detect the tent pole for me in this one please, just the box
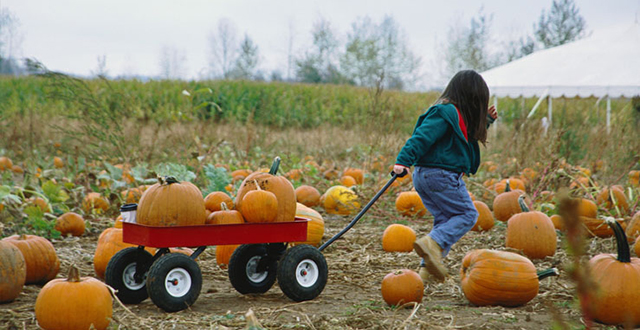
[547,95,552,127]
[606,95,611,134]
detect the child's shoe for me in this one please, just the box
[418,259,431,282]
[413,235,447,282]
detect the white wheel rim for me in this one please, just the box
[123,263,145,290]
[296,259,319,288]
[165,268,192,298]
[246,256,268,283]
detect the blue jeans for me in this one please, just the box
[413,166,478,257]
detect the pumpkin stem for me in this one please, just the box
[269,156,281,175]
[19,234,27,240]
[605,217,631,263]
[67,265,81,282]
[518,195,529,212]
[164,176,179,185]
[505,179,511,192]
[537,268,559,280]
[220,202,228,211]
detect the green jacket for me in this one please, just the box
[395,103,493,175]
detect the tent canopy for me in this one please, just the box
[481,23,640,98]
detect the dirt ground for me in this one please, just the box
[0,208,626,330]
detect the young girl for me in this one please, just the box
[393,70,498,282]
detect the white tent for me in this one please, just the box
[481,23,640,129]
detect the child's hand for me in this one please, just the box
[488,105,498,120]
[393,164,410,177]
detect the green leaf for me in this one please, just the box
[104,162,123,180]
[154,163,196,182]
[202,164,232,196]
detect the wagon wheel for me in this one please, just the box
[277,244,328,302]
[228,244,278,294]
[146,253,202,312]
[105,247,153,304]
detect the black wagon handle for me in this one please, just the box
[318,170,407,252]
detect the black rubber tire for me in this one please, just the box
[105,247,153,304]
[146,253,202,313]
[228,244,278,294]
[277,245,328,302]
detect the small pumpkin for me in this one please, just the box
[11,165,23,174]
[494,178,526,193]
[136,176,206,226]
[339,175,357,187]
[216,244,240,269]
[505,195,557,260]
[235,157,296,223]
[93,228,154,279]
[629,170,640,187]
[395,191,427,217]
[322,168,339,180]
[82,192,110,214]
[626,211,640,242]
[295,185,321,207]
[550,214,564,231]
[285,169,303,181]
[492,180,530,222]
[580,216,625,238]
[381,224,416,252]
[460,249,558,307]
[0,156,13,171]
[343,167,364,185]
[121,188,143,204]
[2,234,60,284]
[589,218,640,326]
[53,156,64,169]
[596,186,629,215]
[207,202,244,225]
[204,191,234,212]
[292,203,325,247]
[471,201,494,231]
[55,212,85,237]
[35,265,113,330]
[320,185,360,215]
[28,197,51,212]
[381,269,424,307]
[240,180,279,223]
[0,241,26,303]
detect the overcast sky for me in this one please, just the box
[3,0,639,88]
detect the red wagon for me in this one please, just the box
[105,217,328,312]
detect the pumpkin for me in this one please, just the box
[629,170,640,187]
[2,234,60,284]
[292,203,325,247]
[204,191,234,212]
[471,201,494,231]
[136,176,206,226]
[589,218,640,326]
[580,216,626,238]
[550,214,564,231]
[216,244,240,269]
[35,265,113,330]
[505,195,557,260]
[569,176,591,190]
[27,197,50,212]
[235,157,296,223]
[93,228,154,279]
[0,241,26,303]
[494,178,526,193]
[577,198,598,218]
[492,180,530,222]
[121,188,143,204]
[295,185,321,207]
[520,167,538,182]
[113,215,123,228]
[343,168,364,185]
[395,191,427,217]
[381,269,424,307]
[320,185,360,215]
[596,186,629,215]
[381,224,416,252]
[55,212,85,237]
[285,169,303,181]
[82,192,110,214]
[0,156,13,171]
[626,211,640,242]
[460,249,558,307]
[322,168,339,180]
[53,156,64,168]
[240,180,279,223]
[11,165,23,174]
[635,236,640,257]
[339,175,357,187]
[231,169,252,182]
[207,202,244,225]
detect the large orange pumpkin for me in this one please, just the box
[0,241,26,303]
[35,265,113,330]
[136,176,206,226]
[460,249,558,307]
[589,218,640,326]
[2,234,60,284]
[55,212,85,237]
[292,203,325,247]
[295,185,321,207]
[93,228,154,279]
[235,157,296,223]
[381,224,416,252]
[505,195,557,260]
[471,201,494,231]
[395,191,427,217]
[493,180,530,222]
[380,269,424,307]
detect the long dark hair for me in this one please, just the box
[437,70,490,144]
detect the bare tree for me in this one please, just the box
[158,46,187,80]
[535,0,586,48]
[0,7,23,74]
[443,8,495,77]
[91,54,109,78]
[229,34,260,80]
[295,16,341,84]
[207,19,238,79]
